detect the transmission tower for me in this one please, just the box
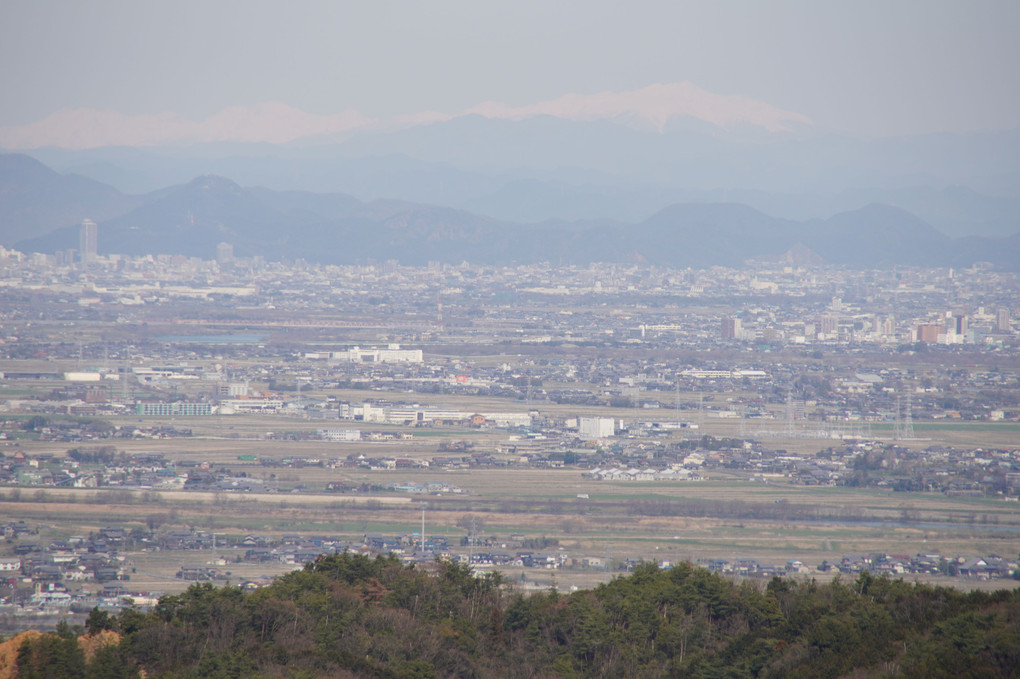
[902,393,915,439]
[786,390,795,435]
[895,395,902,439]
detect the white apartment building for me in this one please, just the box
[579,416,615,439]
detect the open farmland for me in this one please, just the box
[1,259,1019,634]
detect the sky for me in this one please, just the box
[1,0,1018,146]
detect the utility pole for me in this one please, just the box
[420,502,427,553]
[675,378,681,429]
[468,515,477,565]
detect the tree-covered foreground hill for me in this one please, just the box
[11,553,1020,678]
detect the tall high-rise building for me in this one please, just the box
[721,317,742,340]
[881,315,895,336]
[998,308,1010,333]
[916,324,941,343]
[946,311,967,339]
[216,242,234,265]
[79,219,98,264]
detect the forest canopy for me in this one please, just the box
[11,553,1020,678]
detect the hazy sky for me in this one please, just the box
[2,0,1018,139]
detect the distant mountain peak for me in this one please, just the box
[461,83,813,133]
[188,174,243,193]
[643,201,776,225]
[6,155,1018,271]
[0,152,135,244]
[0,83,811,149]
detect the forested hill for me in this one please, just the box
[12,553,1020,678]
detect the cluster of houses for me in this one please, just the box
[800,444,1020,498]
[241,539,1018,582]
[3,517,1017,629]
[0,449,189,489]
[0,526,132,586]
[820,552,1019,580]
[4,427,1016,502]
[229,532,569,572]
[163,526,1019,582]
[586,465,704,482]
[0,524,168,616]
[703,559,788,578]
[576,440,1020,500]
[673,551,1020,581]
[383,481,465,495]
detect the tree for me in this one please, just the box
[86,607,117,635]
[23,415,49,431]
[17,632,86,679]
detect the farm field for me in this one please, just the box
[5,456,1018,598]
[2,276,1020,614]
